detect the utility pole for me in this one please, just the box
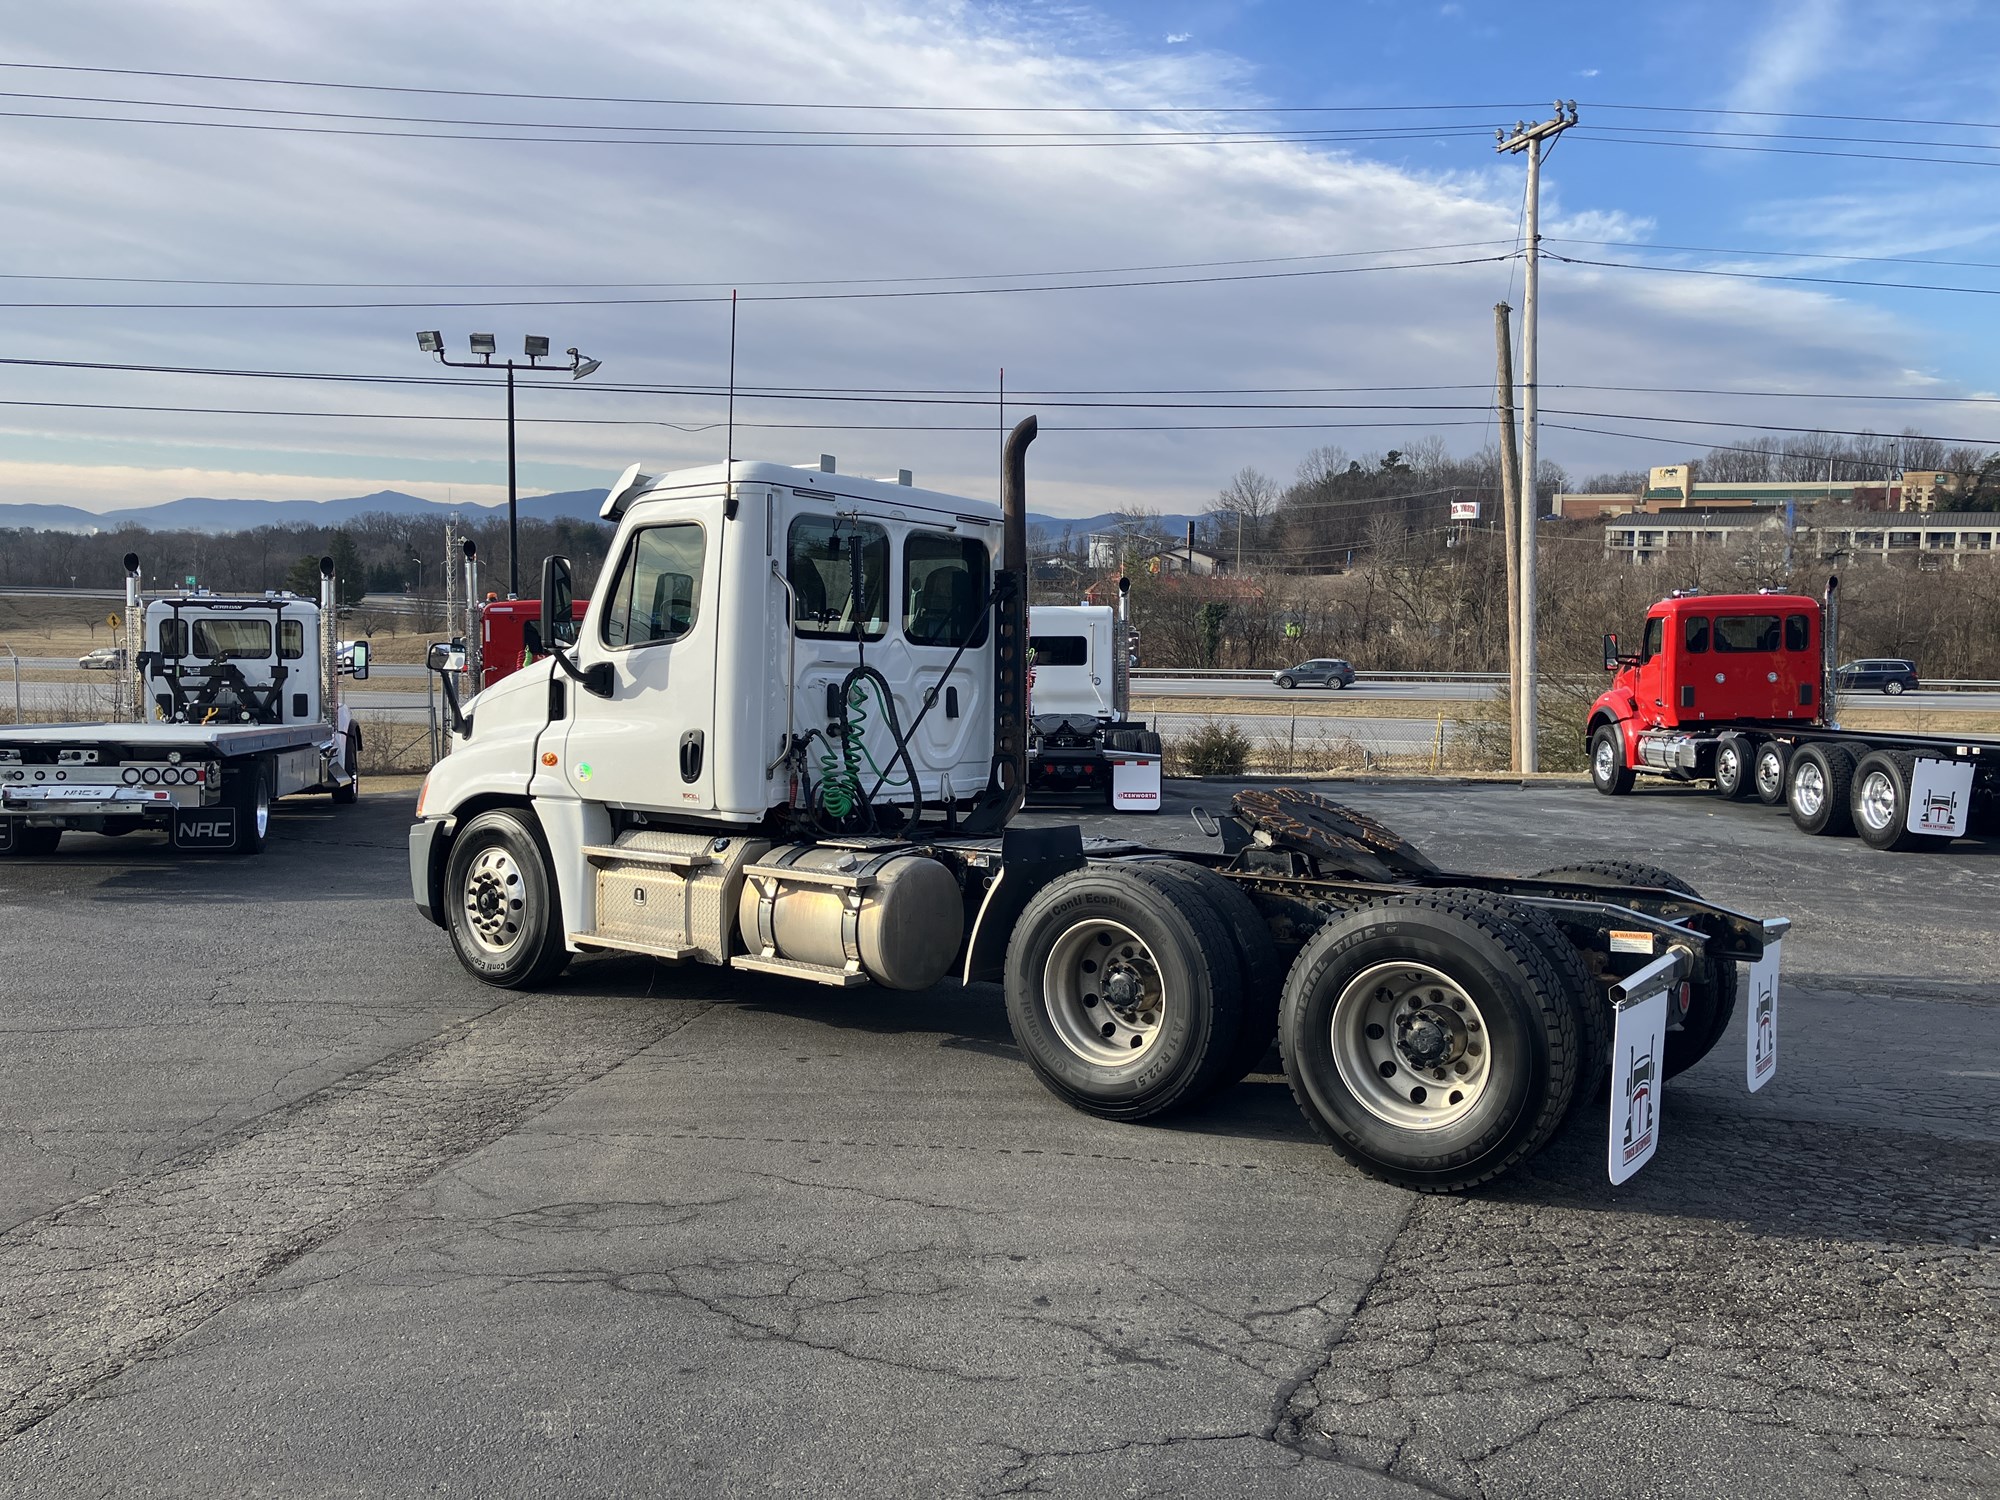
[1493,303,1523,773]
[1496,102,1576,773]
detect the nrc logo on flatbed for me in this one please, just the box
[172,809,238,850]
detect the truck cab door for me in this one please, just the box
[1633,614,1668,724]
[552,518,717,813]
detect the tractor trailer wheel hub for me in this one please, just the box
[1332,962,1492,1130]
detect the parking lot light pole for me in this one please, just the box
[416,332,603,598]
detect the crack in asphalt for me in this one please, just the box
[1271,1111,2000,1499]
[0,995,709,1440]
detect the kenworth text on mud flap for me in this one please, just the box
[408,420,1790,1192]
[1027,590,1163,812]
[0,554,369,858]
[1586,579,2000,851]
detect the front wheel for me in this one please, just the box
[1277,676,1296,690]
[1003,863,1243,1121]
[1590,726,1635,796]
[444,807,571,988]
[1279,895,1579,1193]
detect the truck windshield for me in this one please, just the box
[191,619,272,660]
[789,516,888,640]
[1714,615,1781,653]
[904,531,989,647]
[1029,635,1089,666]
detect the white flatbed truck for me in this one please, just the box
[0,555,368,857]
[410,423,1791,1192]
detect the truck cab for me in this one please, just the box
[1587,591,1822,786]
[142,593,345,726]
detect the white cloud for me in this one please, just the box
[1726,0,1844,115]
[1165,32,1191,43]
[0,0,1972,517]
[1577,67,1599,77]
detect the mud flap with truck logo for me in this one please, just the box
[172,807,239,852]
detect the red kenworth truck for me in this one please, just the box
[1586,579,1996,850]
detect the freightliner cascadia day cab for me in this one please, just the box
[410,423,1791,1192]
[1027,598,1163,811]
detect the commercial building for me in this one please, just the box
[1603,509,2000,564]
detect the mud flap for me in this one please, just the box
[1746,939,1781,1093]
[1608,952,1678,1185]
[172,806,239,852]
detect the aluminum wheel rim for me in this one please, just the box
[1044,919,1165,1066]
[1331,961,1491,1131]
[1857,768,1899,831]
[1594,737,1617,783]
[1794,761,1825,816]
[462,845,528,956]
[1717,743,1741,788]
[1756,750,1784,798]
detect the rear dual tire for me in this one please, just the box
[2,824,62,857]
[1787,743,1856,837]
[1713,735,1754,800]
[1852,750,1954,852]
[1279,893,1580,1193]
[1003,863,1244,1121]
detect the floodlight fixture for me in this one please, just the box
[468,332,497,356]
[524,334,550,359]
[416,330,443,354]
[568,347,602,380]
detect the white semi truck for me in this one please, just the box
[409,422,1791,1192]
[0,554,368,857]
[1028,594,1163,812]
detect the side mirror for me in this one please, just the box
[540,555,578,649]
[1602,633,1620,672]
[426,640,466,674]
[348,639,371,681]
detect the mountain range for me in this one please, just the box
[0,488,1204,541]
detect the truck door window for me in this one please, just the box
[903,531,989,647]
[1641,617,1664,662]
[788,516,887,640]
[159,619,188,657]
[1784,614,1811,651]
[1714,614,1781,653]
[1683,616,1709,653]
[280,620,306,660]
[1028,635,1089,666]
[600,523,705,649]
[192,619,273,660]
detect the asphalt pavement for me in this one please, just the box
[1,778,1994,1496]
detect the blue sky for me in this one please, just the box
[1,0,1996,518]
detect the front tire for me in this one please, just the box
[445,807,571,989]
[1279,894,1579,1193]
[1277,676,1296,690]
[1788,742,1856,836]
[1003,864,1243,1121]
[1590,726,1635,796]
[331,729,361,804]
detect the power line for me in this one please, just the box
[1550,253,2000,297]
[1581,100,2000,133]
[0,106,1498,150]
[1550,238,2000,274]
[0,238,1518,289]
[1541,421,1938,476]
[1584,122,2000,154]
[1540,408,1997,448]
[7,356,1997,411]
[1574,131,2000,169]
[0,62,1530,115]
[0,251,1514,310]
[0,89,1509,142]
